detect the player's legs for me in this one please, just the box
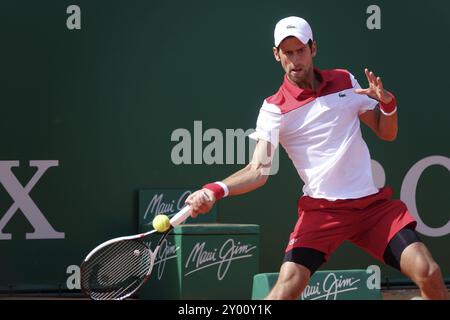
[353,202,449,300]
[268,192,366,300]
[265,247,325,300]
[265,262,311,300]
[391,240,449,300]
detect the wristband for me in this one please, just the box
[202,181,229,200]
[379,92,397,116]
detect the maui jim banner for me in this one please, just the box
[252,267,382,300]
[138,224,260,299]
[300,267,381,300]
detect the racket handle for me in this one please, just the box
[170,205,192,227]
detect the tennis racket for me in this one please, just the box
[80,205,192,300]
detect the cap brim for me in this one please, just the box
[275,32,310,47]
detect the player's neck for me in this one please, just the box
[288,68,321,92]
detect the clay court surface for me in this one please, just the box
[1,287,449,300]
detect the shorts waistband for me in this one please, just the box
[298,186,393,211]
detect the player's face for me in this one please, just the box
[273,37,317,85]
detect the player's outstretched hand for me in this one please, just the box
[355,68,394,104]
[185,189,216,218]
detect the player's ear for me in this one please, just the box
[273,47,281,62]
[311,41,317,58]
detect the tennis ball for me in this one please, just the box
[152,214,171,232]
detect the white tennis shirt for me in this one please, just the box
[250,69,380,200]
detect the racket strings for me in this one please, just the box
[81,240,152,300]
[87,240,151,284]
[83,241,150,298]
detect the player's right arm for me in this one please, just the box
[185,139,274,217]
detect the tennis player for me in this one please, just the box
[185,16,449,300]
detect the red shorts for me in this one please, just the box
[285,187,417,263]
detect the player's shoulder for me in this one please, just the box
[263,84,300,114]
[323,68,360,87]
[264,87,284,113]
[323,68,354,84]
[320,68,360,94]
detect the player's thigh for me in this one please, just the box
[383,226,422,271]
[283,246,326,276]
[277,247,326,286]
[350,199,416,263]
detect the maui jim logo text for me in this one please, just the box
[184,239,257,280]
[302,274,361,300]
[145,239,179,280]
[143,191,191,221]
[301,265,381,300]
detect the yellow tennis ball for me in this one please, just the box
[152,214,171,232]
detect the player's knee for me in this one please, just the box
[412,259,441,287]
[267,265,310,300]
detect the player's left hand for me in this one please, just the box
[354,68,393,104]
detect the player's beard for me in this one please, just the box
[288,65,312,88]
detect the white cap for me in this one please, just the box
[274,16,313,47]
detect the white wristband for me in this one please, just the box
[215,181,229,197]
[380,106,397,116]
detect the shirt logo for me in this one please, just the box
[338,92,346,98]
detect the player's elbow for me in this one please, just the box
[258,172,269,186]
[247,163,270,186]
[376,126,398,142]
[254,167,270,187]
[378,130,397,142]
[384,135,397,142]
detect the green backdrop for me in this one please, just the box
[1,0,449,293]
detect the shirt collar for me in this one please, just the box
[282,68,333,100]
